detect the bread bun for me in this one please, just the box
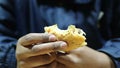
[44,24,87,52]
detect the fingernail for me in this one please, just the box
[60,42,67,49]
[49,35,57,41]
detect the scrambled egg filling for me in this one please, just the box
[44,24,87,52]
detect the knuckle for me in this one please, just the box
[52,44,59,51]
[18,34,33,43]
[40,33,50,41]
[24,33,35,41]
[24,34,33,41]
[19,33,36,45]
[52,41,62,51]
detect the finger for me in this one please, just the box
[16,41,67,60]
[56,55,72,65]
[69,46,95,57]
[56,54,81,68]
[32,41,67,54]
[35,66,47,68]
[34,61,57,68]
[19,53,56,68]
[16,43,32,60]
[18,33,57,46]
[57,62,66,68]
[49,61,57,68]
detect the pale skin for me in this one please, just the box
[16,33,115,68]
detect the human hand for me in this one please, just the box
[56,46,115,68]
[16,33,67,68]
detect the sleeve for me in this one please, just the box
[98,0,120,68]
[0,0,17,68]
[99,38,120,68]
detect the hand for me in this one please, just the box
[56,46,115,68]
[16,33,67,68]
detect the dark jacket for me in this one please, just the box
[0,0,120,68]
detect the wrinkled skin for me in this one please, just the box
[16,33,115,68]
